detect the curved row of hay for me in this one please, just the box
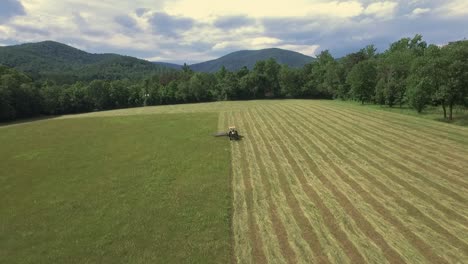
[226,101,468,263]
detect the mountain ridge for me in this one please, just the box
[189,48,316,72]
[0,41,316,80]
[0,41,173,83]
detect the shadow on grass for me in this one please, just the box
[231,135,244,141]
[435,114,468,126]
[357,103,468,127]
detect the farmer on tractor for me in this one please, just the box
[228,126,239,140]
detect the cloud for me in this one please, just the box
[213,15,255,30]
[115,15,137,29]
[408,7,431,18]
[260,16,340,45]
[148,12,195,37]
[72,12,109,36]
[135,8,150,17]
[0,0,467,64]
[11,24,49,36]
[211,37,281,51]
[363,1,398,19]
[277,44,321,57]
[115,15,140,32]
[412,8,431,15]
[439,0,468,16]
[251,37,281,46]
[0,0,26,24]
[309,1,364,18]
[165,0,364,19]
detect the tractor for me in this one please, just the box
[213,126,240,140]
[228,126,240,140]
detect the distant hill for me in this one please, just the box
[152,61,182,70]
[0,41,173,83]
[190,48,315,72]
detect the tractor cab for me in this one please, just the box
[228,126,240,140]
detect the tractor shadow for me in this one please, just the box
[230,135,244,141]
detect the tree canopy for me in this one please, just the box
[1,36,467,122]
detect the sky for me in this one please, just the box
[0,0,467,64]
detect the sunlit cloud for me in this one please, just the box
[363,1,398,19]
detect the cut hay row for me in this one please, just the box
[319,104,468,167]
[295,101,468,161]
[319,101,468,151]
[242,110,317,263]
[285,104,468,229]
[308,104,468,176]
[278,104,468,256]
[234,111,289,264]
[229,101,468,263]
[288,104,468,213]
[241,109,349,263]
[252,107,398,263]
[228,111,260,264]
[263,104,441,263]
[286,104,468,202]
[277,103,468,261]
[320,101,468,137]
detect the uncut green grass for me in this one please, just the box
[0,113,231,263]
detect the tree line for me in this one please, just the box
[1,35,467,122]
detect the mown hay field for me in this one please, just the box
[2,100,468,263]
[223,100,468,264]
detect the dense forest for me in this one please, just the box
[0,41,174,84]
[1,35,467,122]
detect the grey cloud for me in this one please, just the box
[319,15,468,57]
[261,17,323,42]
[135,8,150,17]
[13,24,49,36]
[0,0,25,24]
[72,12,109,37]
[114,15,141,34]
[260,11,468,58]
[148,12,194,37]
[213,15,255,30]
[51,36,204,64]
[115,15,137,29]
[0,38,20,46]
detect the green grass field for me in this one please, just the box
[0,113,231,263]
[333,100,468,127]
[2,100,468,263]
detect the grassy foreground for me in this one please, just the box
[2,99,468,263]
[0,113,231,263]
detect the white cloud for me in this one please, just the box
[412,8,431,15]
[439,0,468,16]
[165,0,364,19]
[407,7,431,18]
[212,42,230,50]
[408,0,425,5]
[251,37,281,46]
[211,37,282,51]
[1,0,467,64]
[363,1,398,19]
